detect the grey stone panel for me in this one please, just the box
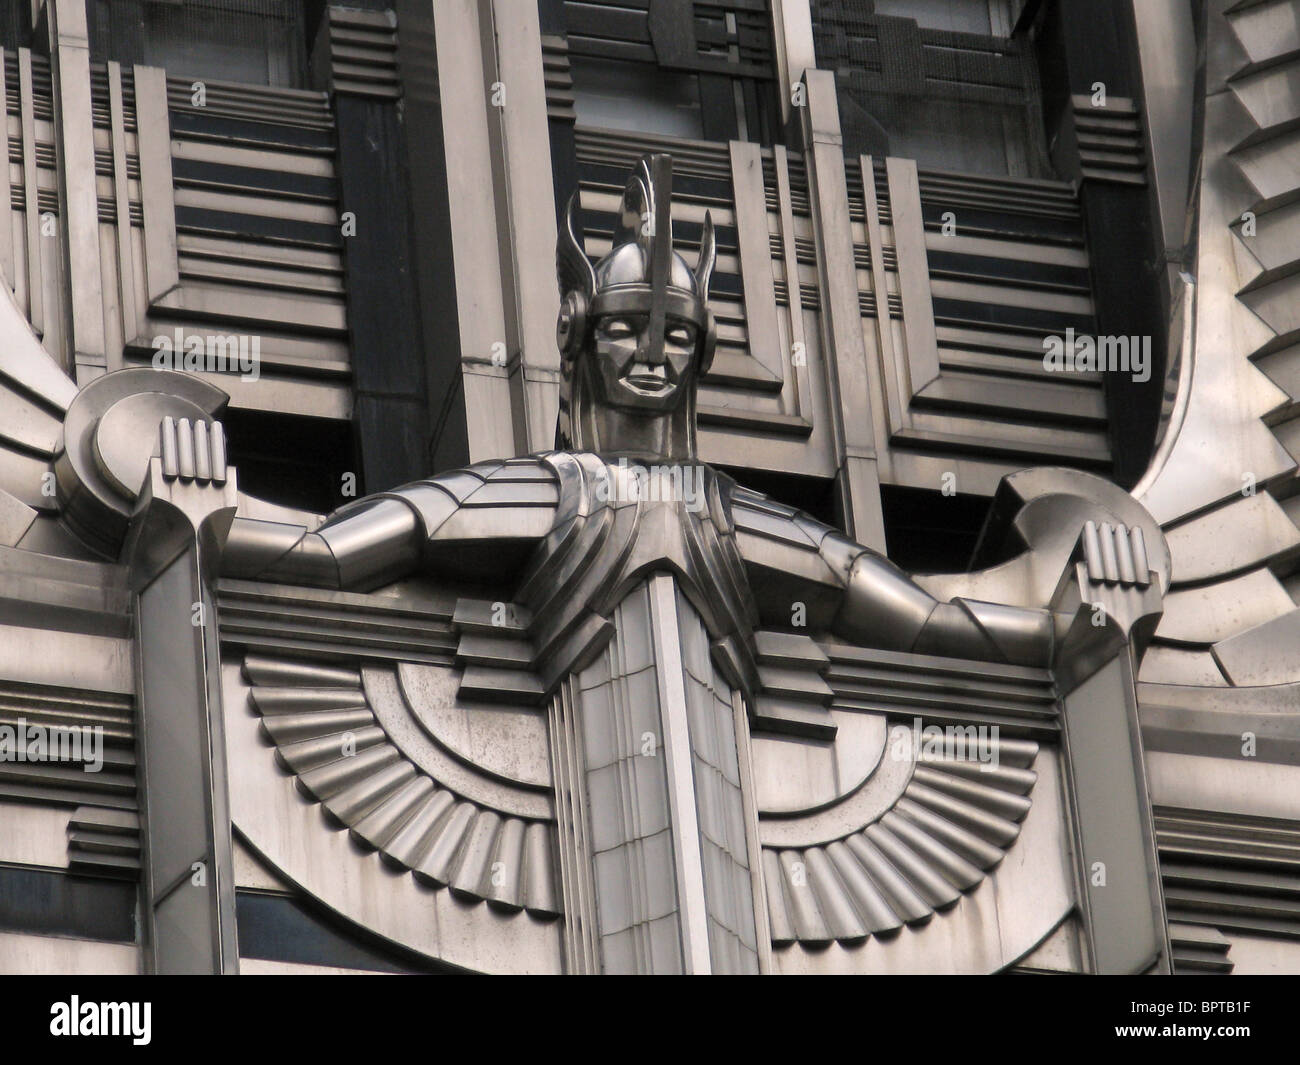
[573,580,683,973]
[675,582,759,972]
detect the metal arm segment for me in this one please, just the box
[820,531,1056,667]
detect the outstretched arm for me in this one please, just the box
[223,458,561,591]
[224,494,424,590]
[730,484,1157,670]
[729,485,1054,666]
[821,531,1056,667]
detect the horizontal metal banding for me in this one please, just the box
[321,7,400,101]
[822,643,1059,739]
[67,806,140,879]
[217,580,459,664]
[1157,807,1300,940]
[0,678,136,810]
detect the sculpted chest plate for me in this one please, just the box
[515,452,758,659]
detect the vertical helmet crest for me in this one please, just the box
[556,153,716,368]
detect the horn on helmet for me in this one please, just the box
[556,190,596,359]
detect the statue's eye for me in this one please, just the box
[600,318,636,339]
[666,324,694,346]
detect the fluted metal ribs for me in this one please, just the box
[764,736,1039,945]
[243,654,559,918]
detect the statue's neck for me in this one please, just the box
[581,405,692,463]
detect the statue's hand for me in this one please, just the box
[137,414,238,528]
[1051,520,1164,686]
[1081,520,1150,589]
[156,414,229,488]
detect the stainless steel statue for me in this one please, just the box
[0,141,1170,974]
[214,153,1165,974]
[226,154,1081,667]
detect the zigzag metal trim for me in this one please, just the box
[762,726,1038,945]
[1139,0,1300,683]
[243,654,560,919]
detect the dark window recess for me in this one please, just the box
[0,5,32,52]
[563,0,781,145]
[0,864,137,944]
[717,465,838,529]
[85,0,309,89]
[810,0,1053,178]
[220,408,353,514]
[236,890,459,973]
[880,484,990,572]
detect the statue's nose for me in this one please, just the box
[637,325,667,366]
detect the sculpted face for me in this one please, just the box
[554,154,716,456]
[589,311,699,413]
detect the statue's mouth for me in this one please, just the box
[623,365,673,394]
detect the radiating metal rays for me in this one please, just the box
[242,653,560,918]
[762,724,1039,946]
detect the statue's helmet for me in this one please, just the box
[555,153,716,457]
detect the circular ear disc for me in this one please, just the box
[698,311,717,375]
[556,290,588,359]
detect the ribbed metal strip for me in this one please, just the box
[0,678,137,839]
[323,7,400,101]
[1168,922,1234,974]
[66,806,140,880]
[1071,95,1148,186]
[1156,807,1300,937]
[166,77,332,129]
[542,34,575,122]
[220,582,459,665]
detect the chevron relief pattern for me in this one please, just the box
[243,654,561,918]
[1212,0,1300,684]
[762,725,1038,945]
[1137,0,1300,687]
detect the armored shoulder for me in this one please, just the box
[390,456,561,543]
[728,482,868,631]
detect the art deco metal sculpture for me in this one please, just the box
[0,141,1173,974]
[214,153,1166,973]
[226,155,1085,662]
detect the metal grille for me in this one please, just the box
[86,0,308,88]
[811,0,1051,177]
